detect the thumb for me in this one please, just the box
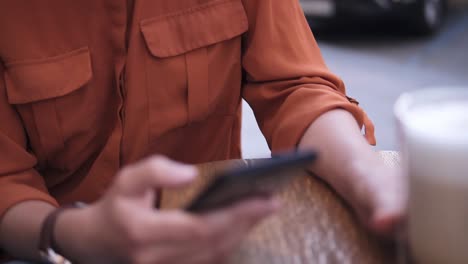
[116,156,197,196]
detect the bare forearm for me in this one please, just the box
[298,109,379,187]
[0,201,55,261]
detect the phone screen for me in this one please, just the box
[186,151,317,213]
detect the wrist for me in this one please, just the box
[0,201,56,261]
[54,205,95,263]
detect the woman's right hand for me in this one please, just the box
[56,156,278,264]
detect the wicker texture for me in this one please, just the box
[161,151,400,263]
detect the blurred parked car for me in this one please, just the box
[300,0,461,34]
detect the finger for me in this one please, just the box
[163,199,280,264]
[370,210,405,236]
[117,156,197,196]
[202,197,280,238]
[370,190,406,236]
[207,198,281,258]
[129,211,230,263]
[134,210,207,243]
[138,198,279,244]
[133,200,279,264]
[350,165,406,236]
[140,234,234,264]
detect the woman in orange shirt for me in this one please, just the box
[0,0,404,263]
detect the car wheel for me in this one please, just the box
[411,0,446,34]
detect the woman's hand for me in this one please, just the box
[299,109,406,237]
[335,154,406,236]
[56,156,278,264]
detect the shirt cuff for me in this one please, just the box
[270,93,376,153]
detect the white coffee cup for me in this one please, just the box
[395,88,468,264]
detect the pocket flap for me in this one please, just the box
[4,47,92,104]
[140,0,248,58]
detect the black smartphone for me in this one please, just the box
[186,151,318,213]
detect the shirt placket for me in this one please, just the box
[111,0,134,166]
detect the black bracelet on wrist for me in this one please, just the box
[38,202,86,264]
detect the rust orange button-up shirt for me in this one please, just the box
[0,0,375,219]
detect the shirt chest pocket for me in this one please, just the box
[3,47,92,168]
[140,0,248,136]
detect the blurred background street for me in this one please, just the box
[242,7,468,158]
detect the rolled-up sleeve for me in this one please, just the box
[0,63,58,221]
[241,0,376,152]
